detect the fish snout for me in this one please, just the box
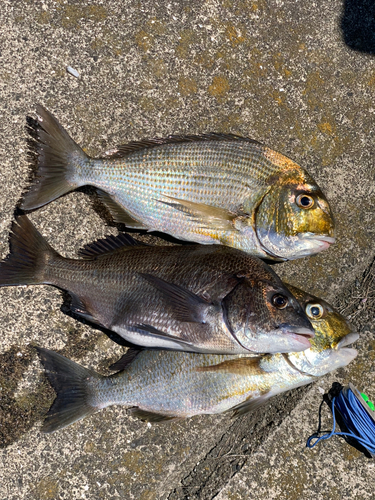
[335,332,360,349]
[310,235,336,252]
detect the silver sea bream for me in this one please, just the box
[21,105,335,260]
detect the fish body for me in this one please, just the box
[21,106,335,261]
[0,216,314,354]
[37,287,358,432]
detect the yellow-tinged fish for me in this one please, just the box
[36,288,358,433]
[0,216,314,354]
[21,106,335,261]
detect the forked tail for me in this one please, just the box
[0,216,60,286]
[21,105,89,210]
[36,347,103,433]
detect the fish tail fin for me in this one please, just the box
[0,215,60,286]
[36,347,103,433]
[21,105,90,210]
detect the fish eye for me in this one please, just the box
[271,294,289,309]
[306,303,324,319]
[296,193,314,209]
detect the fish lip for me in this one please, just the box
[304,235,336,244]
[281,325,315,338]
[302,234,336,251]
[336,332,359,349]
[280,326,315,350]
[285,333,313,350]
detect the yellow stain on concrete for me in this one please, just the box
[318,121,334,136]
[135,29,153,52]
[33,478,59,500]
[176,29,195,59]
[178,77,198,96]
[225,24,246,47]
[59,4,107,29]
[208,76,230,97]
[146,18,166,36]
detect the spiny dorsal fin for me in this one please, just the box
[196,357,264,375]
[102,133,262,159]
[127,407,178,422]
[96,189,147,229]
[78,233,145,258]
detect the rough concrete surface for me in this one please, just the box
[0,0,374,499]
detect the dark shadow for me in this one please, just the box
[0,345,53,448]
[307,382,372,458]
[341,0,375,54]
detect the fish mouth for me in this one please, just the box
[282,326,315,350]
[303,234,336,252]
[335,332,359,349]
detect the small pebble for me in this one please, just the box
[67,66,80,78]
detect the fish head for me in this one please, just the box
[222,277,315,354]
[286,285,358,376]
[255,165,335,260]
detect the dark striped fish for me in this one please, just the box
[0,216,314,354]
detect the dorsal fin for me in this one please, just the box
[78,233,145,258]
[102,133,262,159]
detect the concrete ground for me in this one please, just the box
[0,0,374,498]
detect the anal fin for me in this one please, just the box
[230,390,271,417]
[109,348,143,371]
[69,293,99,325]
[97,189,147,229]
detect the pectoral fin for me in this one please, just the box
[139,273,211,323]
[196,357,263,375]
[129,323,195,348]
[157,195,237,231]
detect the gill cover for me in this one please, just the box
[222,278,314,354]
[255,169,335,260]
